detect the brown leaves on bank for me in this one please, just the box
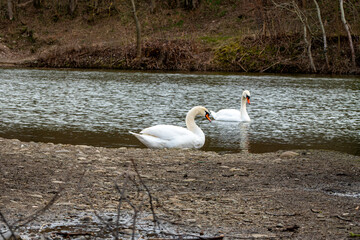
[30,39,211,71]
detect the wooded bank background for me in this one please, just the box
[1,0,359,74]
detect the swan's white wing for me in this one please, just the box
[131,125,204,149]
[212,109,241,121]
[130,131,169,148]
[140,125,194,140]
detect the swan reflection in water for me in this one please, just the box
[239,122,250,152]
[212,121,250,152]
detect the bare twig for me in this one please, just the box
[260,61,281,72]
[13,188,63,229]
[114,183,139,240]
[114,171,130,240]
[272,0,316,72]
[77,172,115,235]
[17,0,33,8]
[131,159,159,230]
[0,212,16,240]
[335,215,352,222]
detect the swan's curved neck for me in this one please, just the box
[185,108,202,134]
[240,97,247,112]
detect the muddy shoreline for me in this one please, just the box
[0,137,359,239]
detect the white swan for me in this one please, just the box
[130,106,211,149]
[210,90,251,122]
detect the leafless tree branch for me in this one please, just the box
[272,0,316,72]
[131,158,159,230]
[13,188,63,229]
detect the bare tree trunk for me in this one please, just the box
[313,0,329,68]
[184,0,200,9]
[255,0,267,36]
[33,0,41,8]
[91,0,99,14]
[130,0,142,58]
[339,0,356,69]
[69,0,77,15]
[150,0,156,13]
[192,0,199,9]
[291,1,316,72]
[7,0,14,20]
[303,25,316,72]
[301,0,306,8]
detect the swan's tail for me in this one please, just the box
[129,131,140,137]
[210,110,217,120]
[129,131,145,144]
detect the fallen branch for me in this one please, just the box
[131,158,159,229]
[335,215,352,222]
[114,172,129,240]
[188,236,224,240]
[55,231,93,237]
[260,61,281,72]
[310,209,321,213]
[17,0,33,8]
[0,212,16,240]
[13,188,63,229]
[0,230,20,240]
[0,187,64,240]
[114,183,139,240]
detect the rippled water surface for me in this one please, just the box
[0,69,359,155]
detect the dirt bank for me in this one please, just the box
[0,137,359,239]
[1,1,360,74]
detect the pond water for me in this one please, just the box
[0,68,359,155]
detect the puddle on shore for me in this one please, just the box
[304,187,360,199]
[1,211,210,239]
[327,191,360,199]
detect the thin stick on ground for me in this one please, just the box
[0,212,16,240]
[114,183,140,240]
[77,170,116,235]
[114,171,131,240]
[131,158,159,230]
[13,188,63,229]
[0,184,65,240]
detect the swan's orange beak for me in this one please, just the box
[247,97,250,104]
[205,112,211,122]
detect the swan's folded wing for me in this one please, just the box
[130,131,168,148]
[140,125,194,140]
[214,109,241,121]
[216,109,240,116]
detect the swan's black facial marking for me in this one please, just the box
[246,95,251,104]
[205,111,211,122]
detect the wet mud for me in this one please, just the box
[0,137,359,239]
